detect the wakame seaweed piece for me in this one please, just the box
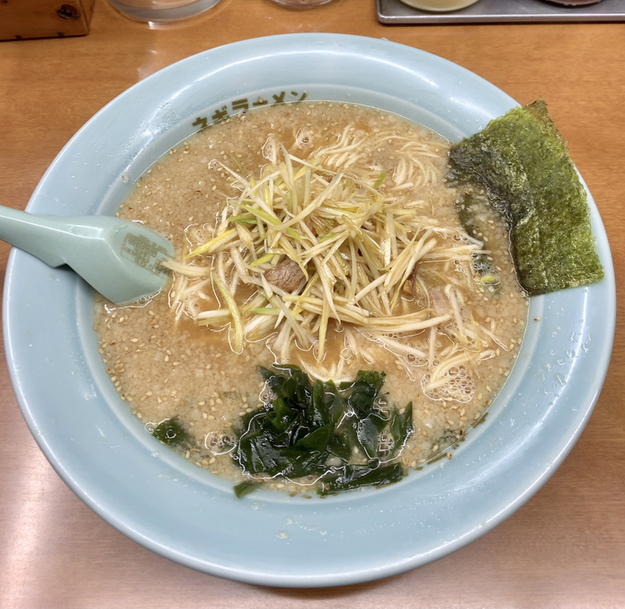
[152,416,188,446]
[278,448,329,479]
[292,422,335,452]
[308,378,346,427]
[232,366,413,497]
[390,402,414,456]
[250,431,331,479]
[308,378,336,428]
[326,432,352,463]
[448,99,603,296]
[356,412,389,459]
[281,369,313,408]
[267,397,295,432]
[235,426,291,475]
[239,428,329,479]
[321,379,347,425]
[251,406,307,451]
[318,462,405,495]
[342,370,387,420]
[233,368,333,476]
[233,480,261,499]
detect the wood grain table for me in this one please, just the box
[1,1,624,607]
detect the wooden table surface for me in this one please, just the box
[1,1,624,607]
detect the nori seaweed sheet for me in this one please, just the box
[448,99,603,296]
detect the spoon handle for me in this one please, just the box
[0,205,103,268]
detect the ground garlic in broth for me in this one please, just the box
[95,102,528,494]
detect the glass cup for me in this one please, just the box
[108,0,222,23]
[397,0,480,11]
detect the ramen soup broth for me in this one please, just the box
[95,102,528,493]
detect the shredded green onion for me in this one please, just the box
[168,123,500,389]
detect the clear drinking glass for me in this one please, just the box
[108,0,222,23]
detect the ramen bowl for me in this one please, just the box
[3,34,615,587]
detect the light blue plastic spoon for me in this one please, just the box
[0,206,174,305]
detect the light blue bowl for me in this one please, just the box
[3,34,615,587]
